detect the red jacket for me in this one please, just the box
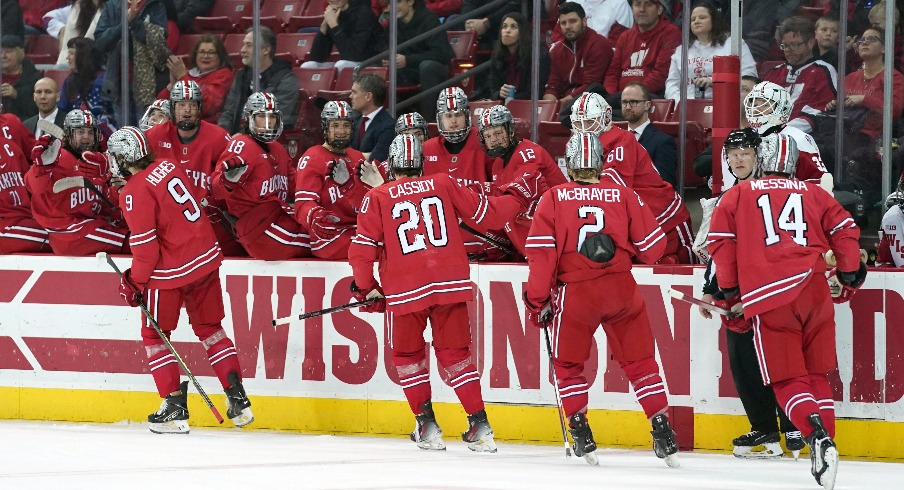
[545,27,613,99]
[158,67,235,124]
[604,15,680,95]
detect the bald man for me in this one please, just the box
[23,78,66,138]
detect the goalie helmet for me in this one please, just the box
[744,82,792,135]
[388,134,424,173]
[139,99,172,131]
[757,133,799,176]
[395,112,429,141]
[436,87,471,143]
[63,109,99,152]
[170,80,203,131]
[243,92,283,142]
[886,174,904,210]
[106,126,150,177]
[477,105,517,158]
[565,131,604,171]
[570,92,612,135]
[321,100,353,149]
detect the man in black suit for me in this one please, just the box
[621,82,678,187]
[349,73,394,162]
[23,78,67,138]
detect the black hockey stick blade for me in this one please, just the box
[458,220,517,256]
[272,299,377,326]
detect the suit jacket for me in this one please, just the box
[637,122,678,188]
[23,109,68,138]
[352,108,395,163]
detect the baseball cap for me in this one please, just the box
[0,35,23,49]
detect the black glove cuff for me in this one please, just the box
[838,261,867,288]
[720,286,740,300]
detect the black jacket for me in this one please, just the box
[2,60,41,119]
[173,0,215,33]
[310,0,385,63]
[638,123,678,188]
[219,58,299,133]
[473,48,550,101]
[352,108,395,162]
[397,5,454,67]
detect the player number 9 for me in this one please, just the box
[167,178,202,222]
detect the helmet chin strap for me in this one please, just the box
[176,120,199,131]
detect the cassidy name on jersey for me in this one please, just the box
[389,178,436,198]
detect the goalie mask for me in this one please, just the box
[106,126,150,177]
[139,99,172,131]
[565,131,604,171]
[170,80,203,131]
[724,128,762,180]
[436,87,471,144]
[321,100,353,150]
[570,92,612,135]
[388,134,424,173]
[744,82,792,135]
[63,109,99,152]
[243,92,283,142]
[395,112,429,142]
[477,105,517,158]
[886,174,904,211]
[757,133,799,176]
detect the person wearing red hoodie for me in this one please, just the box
[543,2,613,104]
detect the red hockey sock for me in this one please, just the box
[553,360,589,419]
[144,340,180,397]
[772,376,820,439]
[393,349,432,415]
[809,373,836,438]
[621,357,669,419]
[200,328,241,389]
[436,347,484,415]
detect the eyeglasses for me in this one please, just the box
[197,50,218,57]
[621,99,649,107]
[779,40,807,51]
[856,36,882,46]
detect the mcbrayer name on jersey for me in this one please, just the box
[145,161,177,186]
[557,187,622,202]
[749,179,809,191]
[389,178,437,199]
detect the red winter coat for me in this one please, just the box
[604,15,680,95]
[544,27,613,99]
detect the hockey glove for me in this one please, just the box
[830,261,867,304]
[357,160,385,188]
[306,206,342,241]
[119,269,144,308]
[31,134,61,166]
[221,155,249,184]
[350,280,386,313]
[523,292,553,328]
[714,286,744,319]
[81,151,109,177]
[503,171,544,209]
[327,158,353,190]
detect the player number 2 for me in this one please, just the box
[167,178,202,222]
[392,196,448,254]
[756,193,808,246]
[577,205,605,251]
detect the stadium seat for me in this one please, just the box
[223,33,246,56]
[43,69,70,89]
[470,100,500,124]
[287,0,326,31]
[506,99,558,123]
[758,60,784,79]
[174,34,207,56]
[316,66,389,102]
[295,67,337,100]
[27,35,59,58]
[447,31,477,67]
[195,0,253,33]
[275,33,317,65]
[652,121,708,188]
[650,99,674,123]
[670,99,713,130]
[536,120,572,166]
[237,0,308,33]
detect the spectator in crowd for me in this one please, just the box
[741,0,804,63]
[543,2,613,104]
[550,0,634,43]
[43,4,72,39]
[58,37,116,137]
[813,15,840,67]
[158,34,234,124]
[56,0,106,65]
[387,0,454,121]
[95,0,169,126]
[665,1,756,102]
[172,0,214,34]
[0,36,41,120]
[220,27,299,134]
[1,0,25,41]
[622,82,677,187]
[471,12,550,102]
[350,73,394,162]
[761,16,837,134]
[24,78,67,138]
[302,0,386,74]
[867,0,904,75]
[23,1,68,35]
[461,0,545,51]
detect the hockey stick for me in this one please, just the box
[458,220,517,256]
[542,326,572,459]
[199,198,240,240]
[97,252,224,424]
[271,299,376,326]
[52,175,117,210]
[667,289,733,317]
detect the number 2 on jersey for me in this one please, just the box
[756,193,808,246]
[393,197,449,254]
[577,205,605,251]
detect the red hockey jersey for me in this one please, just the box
[121,158,222,289]
[598,126,690,233]
[293,145,369,228]
[422,129,494,190]
[708,176,860,317]
[349,175,524,315]
[0,140,33,222]
[524,180,666,305]
[144,121,232,200]
[0,114,36,157]
[604,16,681,95]
[762,59,837,133]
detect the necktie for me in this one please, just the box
[359,116,369,145]
[630,129,639,140]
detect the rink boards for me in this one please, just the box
[0,255,902,460]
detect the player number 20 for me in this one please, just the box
[167,178,202,222]
[392,196,448,254]
[577,205,605,251]
[756,193,808,246]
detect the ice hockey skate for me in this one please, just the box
[568,413,599,466]
[410,401,446,450]
[732,431,783,459]
[225,372,254,427]
[461,409,497,453]
[148,381,189,434]
[807,415,839,490]
[785,430,805,460]
[651,414,679,468]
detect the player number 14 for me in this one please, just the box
[756,193,808,246]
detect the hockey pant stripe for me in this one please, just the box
[209,346,237,365]
[751,316,772,385]
[449,370,480,389]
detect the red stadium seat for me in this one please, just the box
[287,0,326,31]
[174,34,207,56]
[670,99,713,130]
[295,67,337,99]
[316,66,389,102]
[275,33,317,65]
[43,69,70,89]
[652,121,708,188]
[447,31,477,66]
[536,120,572,166]
[223,33,246,55]
[195,0,253,33]
[237,0,308,33]
[650,99,675,123]
[506,99,558,123]
[469,100,500,125]
[27,35,59,57]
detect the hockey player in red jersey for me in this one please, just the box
[211,92,311,260]
[144,80,242,255]
[0,137,49,252]
[395,112,429,143]
[138,99,172,132]
[708,133,864,490]
[569,92,695,263]
[349,134,540,453]
[0,111,36,156]
[294,100,382,259]
[422,87,495,189]
[25,109,128,255]
[523,132,680,468]
[108,126,253,434]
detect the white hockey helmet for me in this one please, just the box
[388,134,424,173]
[436,87,471,143]
[744,82,792,135]
[106,126,151,177]
[477,105,517,158]
[757,133,799,176]
[243,92,283,142]
[321,100,353,149]
[886,174,904,210]
[395,112,429,141]
[139,99,172,131]
[570,92,612,135]
[170,80,203,131]
[565,131,604,171]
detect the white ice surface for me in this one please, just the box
[0,420,900,490]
